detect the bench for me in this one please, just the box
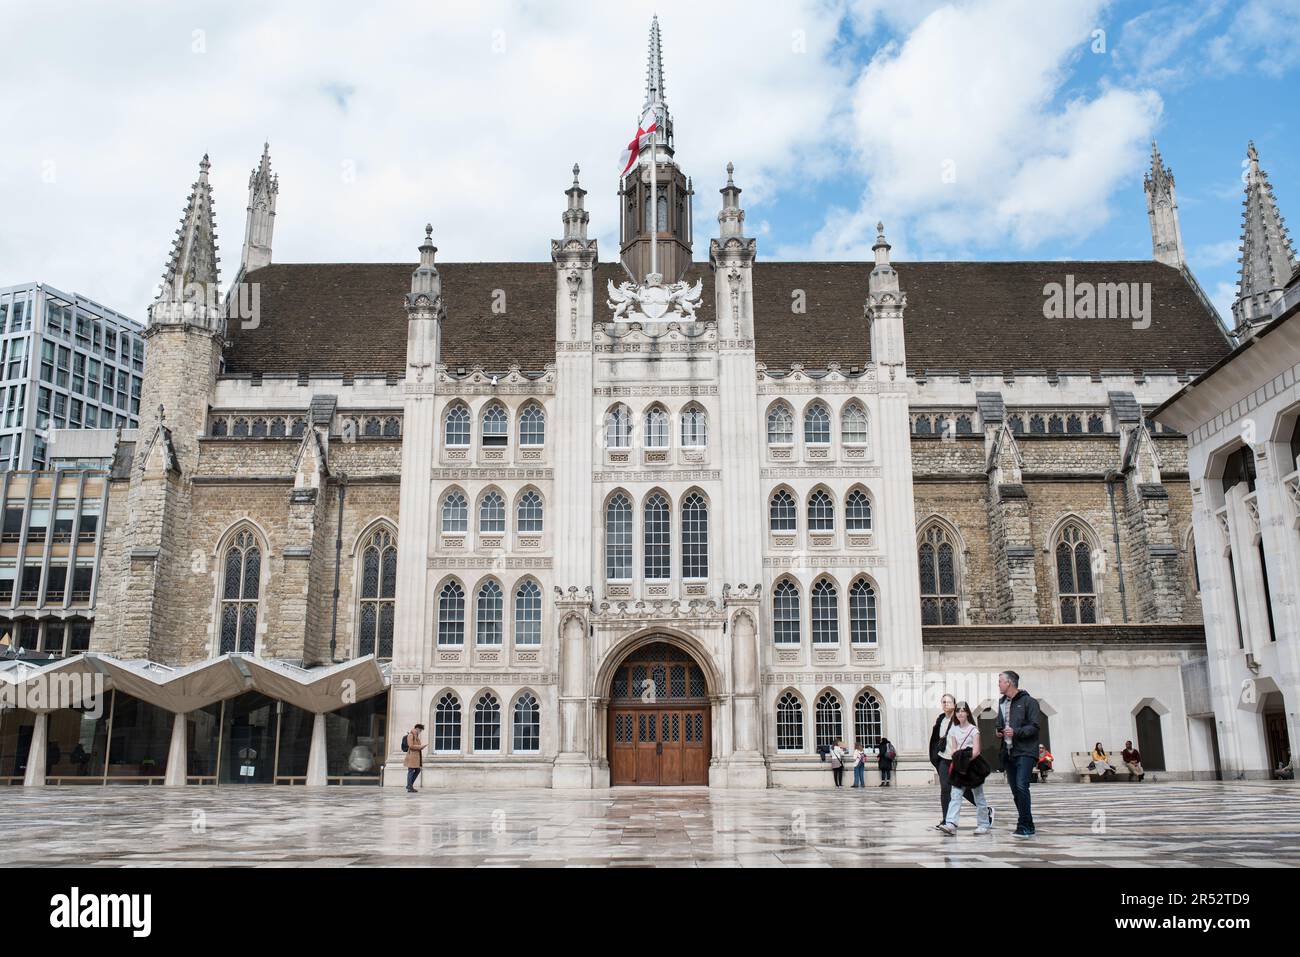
[1071,751,1118,782]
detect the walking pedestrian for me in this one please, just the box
[995,670,1041,838]
[929,693,975,828]
[938,701,993,836]
[403,723,426,792]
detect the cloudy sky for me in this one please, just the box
[1,0,1296,323]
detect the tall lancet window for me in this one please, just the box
[1055,522,1097,624]
[918,523,959,626]
[219,528,261,654]
[357,526,397,660]
[682,493,708,579]
[606,494,632,581]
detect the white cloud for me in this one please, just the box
[1207,0,1300,77]
[790,0,1163,259]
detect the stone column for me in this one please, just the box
[165,711,187,787]
[725,603,767,787]
[305,711,328,786]
[553,601,594,788]
[23,712,48,787]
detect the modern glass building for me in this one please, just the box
[0,282,144,470]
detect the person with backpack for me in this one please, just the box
[939,701,993,836]
[829,738,846,787]
[877,736,896,786]
[402,723,426,792]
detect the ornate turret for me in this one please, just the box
[1144,140,1185,268]
[149,154,223,333]
[619,16,693,285]
[710,163,757,338]
[1232,142,1297,339]
[241,142,278,274]
[866,222,907,381]
[404,224,444,382]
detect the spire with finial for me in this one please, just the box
[241,142,278,274]
[1144,139,1184,267]
[717,162,746,239]
[151,153,223,329]
[640,15,673,154]
[1232,140,1297,336]
[561,163,591,242]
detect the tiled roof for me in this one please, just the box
[223,260,1232,377]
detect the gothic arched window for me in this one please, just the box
[842,402,868,445]
[1008,414,1025,434]
[773,578,800,645]
[444,403,470,447]
[644,405,669,448]
[1055,522,1097,623]
[681,493,708,579]
[516,490,543,533]
[481,404,508,447]
[437,580,465,645]
[680,404,707,448]
[769,489,796,532]
[777,692,804,752]
[846,490,872,531]
[955,414,973,434]
[1087,413,1105,433]
[357,526,397,660]
[479,491,506,533]
[914,415,932,435]
[605,404,632,448]
[474,693,501,752]
[1029,414,1046,434]
[804,403,831,444]
[269,417,286,438]
[1066,413,1083,434]
[811,578,839,644]
[855,691,882,747]
[514,580,542,646]
[219,528,261,654]
[441,491,467,533]
[815,692,842,749]
[849,578,877,644]
[382,416,400,437]
[808,489,835,531]
[767,404,793,445]
[519,403,545,446]
[434,692,461,752]
[919,524,960,625]
[643,493,670,581]
[363,416,381,437]
[605,494,632,580]
[1048,414,1065,434]
[476,580,503,645]
[513,693,540,752]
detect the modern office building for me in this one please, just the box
[0,282,144,471]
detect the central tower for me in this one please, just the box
[619,16,694,284]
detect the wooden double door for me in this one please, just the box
[610,707,710,786]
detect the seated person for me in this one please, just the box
[1121,740,1145,781]
[1036,744,1054,782]
[1090,742,1118,779]
[1275,753,1294,781]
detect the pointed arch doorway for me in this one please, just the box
[607,641,711,785]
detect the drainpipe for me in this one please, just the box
[1104,469,1129,623]
[328,474,347,662]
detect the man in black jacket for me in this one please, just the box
[995,670,1041,838]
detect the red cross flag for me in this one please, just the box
[618,109,659,177]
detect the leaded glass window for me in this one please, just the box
[444,403,470,446]
[811,578,838,644]
[441,491,467,533]
[1055,522,1097,624]
[815,692,842,749]
[914,415,932,435]
[1066,413,1083,434]
[606,494,632,580]
[515,580,542,645]
[644,406,669,448]
[219,529,260,654]
[841,402,868,445]
[919,524,959,625]
[681,405,707,448]
[474,693,501,752]
[770,489,796,532]
[849,578,877,644]
[513,693,540,752]
[519,403,545,446]
[605,405,631,448]
[437,580,465,645]
[777,692,804,751]
[855,691,882,748]
[479,490,505,533]
[804,403,830,444]
[644,493,670,580]
[434,693,461,752]
[682,493,708,579]
[767,404,793,445]
[481,403,508,447]
[773,579,800,645]
[476,580,503,645]
[846,490,872,531]
[955,414,973,434]
[1087,413,1105,433]
[516,490,543,533]
[357,526,397,659]
[808,489,835,531]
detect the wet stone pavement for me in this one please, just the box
[1,780,1297,867]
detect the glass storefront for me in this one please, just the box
[187,701,222,784]
[45,703,110,783]
[106,693,173,783]
[327,692,388,784]
[0,709,36,783]
[219,692,278,785]
[275,700,314,783]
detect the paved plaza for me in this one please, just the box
[0,780,1296,867]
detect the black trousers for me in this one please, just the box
[832,765,843,786]
[937,759,976,816]
[406,768,420,790]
